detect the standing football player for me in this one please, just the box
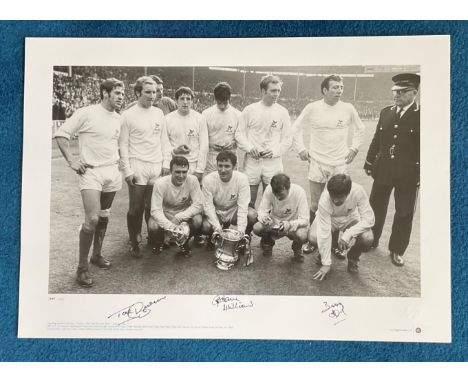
[236,75,292,208]
[124,74,177,115]
[165,86,209,182]
[119,76,172,258]
[54,78,124,287]
[150,75,178,115]
[202,82,242,175]
[292,74,365,254]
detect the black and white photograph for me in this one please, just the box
[19,37,450,341]
[49,64,421,297]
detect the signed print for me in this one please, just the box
[19,37,450,342]
[108,296,167,325]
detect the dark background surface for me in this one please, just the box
[0,20,466,361]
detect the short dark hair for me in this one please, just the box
[150,75,163,85]
[170,156,189,171]
[327,174,352,197]
[99,78,124,100]
[260,74,282,91]
[175,86,194,100]
[133,76,155,97]
[270,173,291,194]
[321,75,343,94]
[213,82,232,102]
[216,150,237,167]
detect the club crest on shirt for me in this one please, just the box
[180,196,188,204]
[187,129,195,137]
[230,193,237,200]
[283,208,292,215]
[336,120,344,128]
[270,120,278,129]
[153,123,161,134]
[226,125,233,133]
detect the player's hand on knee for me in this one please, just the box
[70,160,87,175]
[125,174,136,186]
[313,265,331,281]
[298,150,309,162]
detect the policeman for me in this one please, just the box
[364,73,420,267]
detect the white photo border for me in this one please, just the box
[19,36,451,342]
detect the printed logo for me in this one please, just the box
[226,125,234,133]
[336,120,344,128]
[188,129,195,137]
[230,193,237,200]
[270,120,278,129]
[180,196,188,204]
[284,208,292,215]
[153,123,161,134]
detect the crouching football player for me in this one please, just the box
[253,173,309,262]
[310,174,375,280]
[201,151,257,248]
[148,156,203,257]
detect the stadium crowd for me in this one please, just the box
[52,68,391,122]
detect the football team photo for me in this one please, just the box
[49,64,421,297]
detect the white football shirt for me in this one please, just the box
[54,104,121,167]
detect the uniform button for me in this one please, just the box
[391,155,395,159]
[393,135,397,139]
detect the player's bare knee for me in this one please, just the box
[253,222,265,236]
[148,217,159,233]
[358,230,374,251]
[296,227,309,243]
[247,208,258,224]
[308,228,318,246]
[191,214,203,229]
[85,214,100,230]
[201,218,212,235]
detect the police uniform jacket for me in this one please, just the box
[364,102,420,187]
